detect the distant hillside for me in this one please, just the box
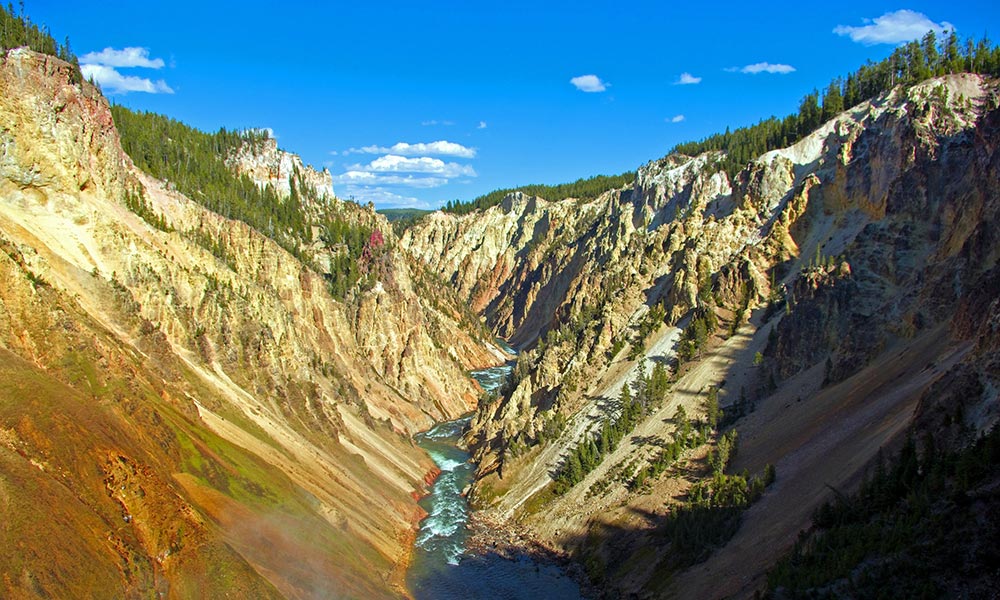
[442,172,635,215]
[378,208,433,221]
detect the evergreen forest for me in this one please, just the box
[0,2,81,82]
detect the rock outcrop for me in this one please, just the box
[227,135,336,204]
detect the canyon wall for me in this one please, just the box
[0,48,499,599]
[403,73,1000,597]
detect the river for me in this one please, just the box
[405,359,583,599]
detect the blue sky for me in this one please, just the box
[26,1,1000,209]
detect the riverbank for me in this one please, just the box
[464,513,598,599]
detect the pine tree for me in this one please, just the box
[705,387,720,429]
[922,31,940,74]
[599,420,611,455]
[822,80,844,121]
[565,452,583,485]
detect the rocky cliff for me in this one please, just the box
[402,73,1000,597]
[0,48,500,599]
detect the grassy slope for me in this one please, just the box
[0,241,399,599]
[0,347,285,599]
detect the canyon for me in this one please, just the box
[2,34,999,600]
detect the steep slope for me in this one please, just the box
[402,73,1000,596]
[0,47,500,599]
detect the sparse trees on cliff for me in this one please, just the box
[1,3,83,82]
[673,32,1000,179]
[768,427,1000,597]
[821,80,844,122]
[110,105,380,301]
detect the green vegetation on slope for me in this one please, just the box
[676,306,719,363]
[321,217,377,299]
[553,361,673,493]
[110,107,311,246]
[111,106,384,300]
[578,415,774,588]
[673,31,1000,179]
[648,445,774,575]
[442,172,635,215]
[0,3,82,82]
[123,185,172,233]
[766,427,1000,598]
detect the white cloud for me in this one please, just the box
[332,171,448,188]
[79,47,165,69]
[421,119,455,126]
[80,64,174,94]
[336,138,478,197]
[570,74,608,92]
[668,115,685,123]
[349,155,477,178]
[79,46,173,95]
[334,150,477,192]
[478,121,487,129]
[346,140,476,158]
[739,62,796,74]
[675,72,702,85]
[834,10,954,45]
